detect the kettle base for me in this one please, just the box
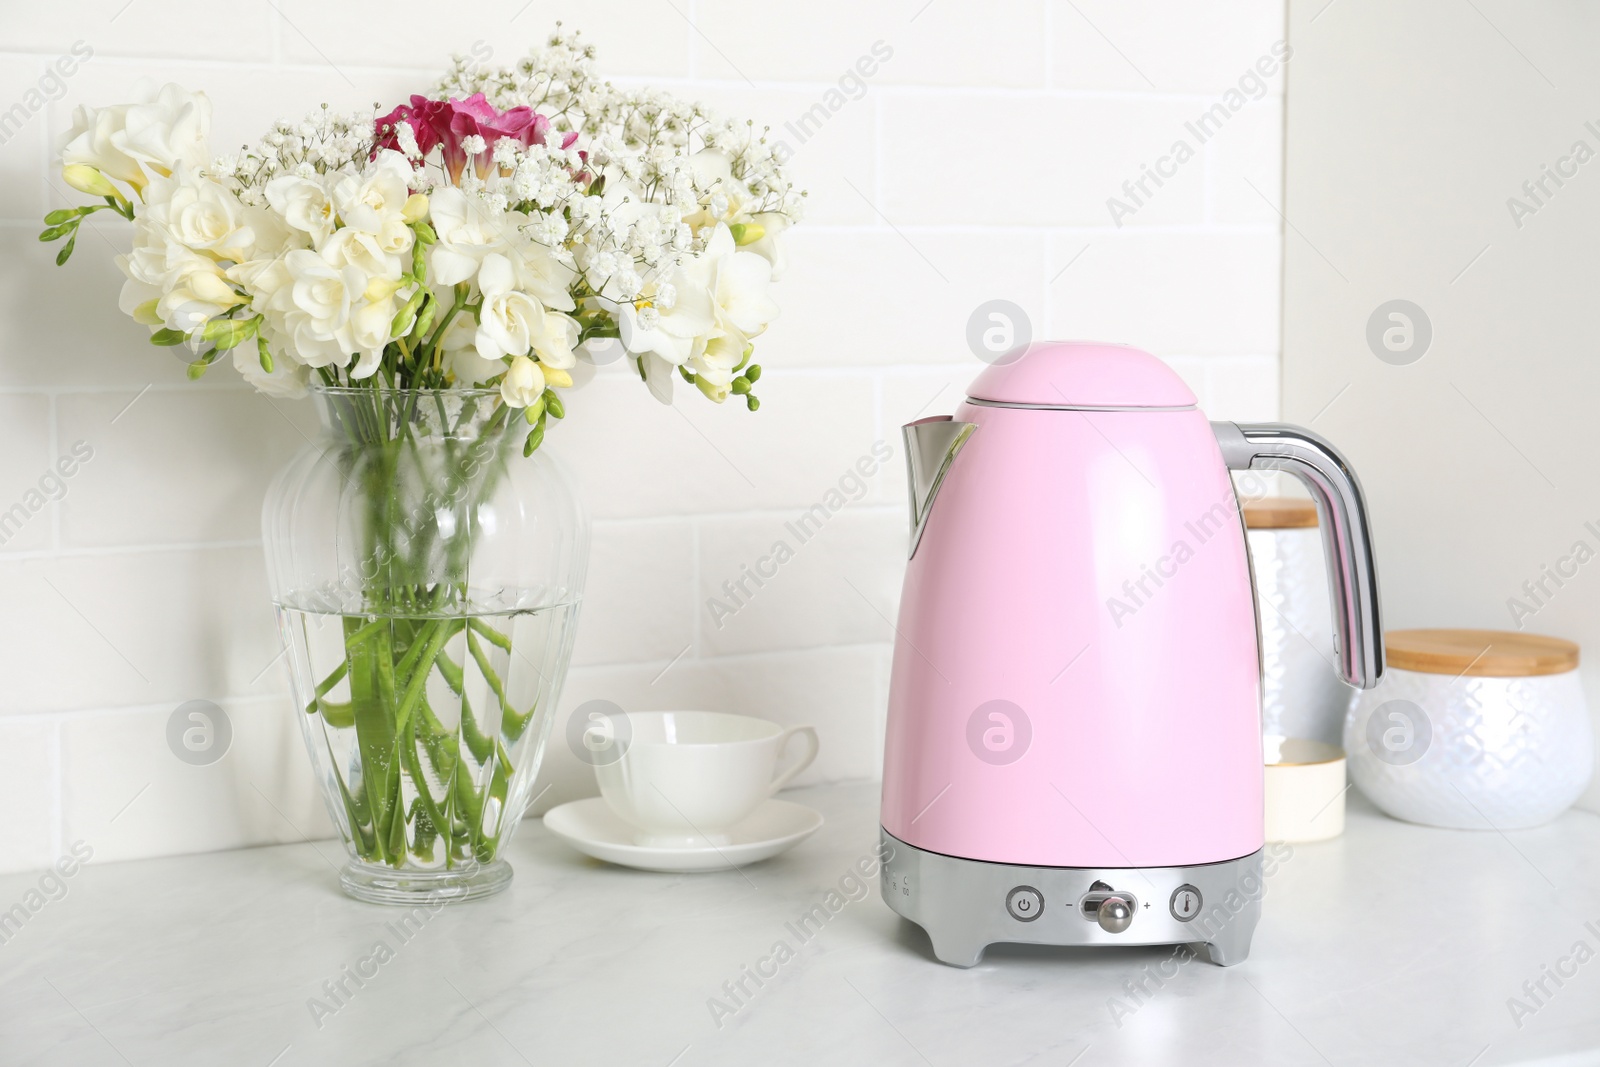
[879,829,1263,968]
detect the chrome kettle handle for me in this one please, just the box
[1213,422,1385,689]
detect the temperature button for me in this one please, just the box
[1170,884,1203,921]
[1006,886,1043,922]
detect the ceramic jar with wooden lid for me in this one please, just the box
[1345,629,1593,829]
[1245,497,1346,745]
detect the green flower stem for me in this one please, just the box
[468,617,513,651]
[456,688,494,765]
[399,716,453,865]
[344,615,397,866]
[466,630,511,715]
[394,620,461,738]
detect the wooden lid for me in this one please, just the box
[1385,629,1579,677]
[1243,498,1318,529]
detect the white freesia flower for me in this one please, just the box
[614,260,715,368]
[332,152,410,231]
[61,83,211,191]
[475,253,578,368]
[700,222,779,338]
[143,167,259,263]
[320,227,403,281]
[505,238,577,312]
[500,355,543,407]
[282,248,388,376]
[265,173,336,246]
[429,187,506,286]
[158,253,239,333]
[332,151,415,256]
[438,309,502,386]
[689,329,750,399]
[740,211,790,278]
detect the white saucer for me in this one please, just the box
[542,797,824,873]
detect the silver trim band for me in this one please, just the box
[964,397,1197,412]
[880,829,1263,967]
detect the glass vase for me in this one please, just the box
[263,386,588,903]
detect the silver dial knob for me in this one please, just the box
[1097,895,1133,933]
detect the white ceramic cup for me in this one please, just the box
[594,711,819,847]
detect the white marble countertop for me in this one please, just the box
[4,781,1600,1067]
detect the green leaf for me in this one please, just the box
[149,328,189,346]
[414,221,437,245]
[38,222,75,242]
[54,234,77,266]
[43,208,79,226]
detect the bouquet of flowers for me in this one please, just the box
[39,31,803,893]
[43,26,801,454]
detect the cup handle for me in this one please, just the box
[767,725,819,796]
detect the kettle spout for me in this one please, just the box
[903,416,976,557]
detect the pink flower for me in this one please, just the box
[372,93,575,184]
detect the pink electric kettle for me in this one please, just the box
[878,341,1383,967]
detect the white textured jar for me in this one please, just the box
[1245,498,1346,745]
[1345,630,1592,829]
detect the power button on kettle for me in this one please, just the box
[1006,886,1043,922]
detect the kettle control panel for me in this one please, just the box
[880,828,1264,966]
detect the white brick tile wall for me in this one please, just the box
[1205,97,1286,226]
[59,696,331,865]
[0,0,1284,867]
[55,389,320,547]
[1047,230,1282,353]
[0,56,48,220]
[572,519,697,667]
[1048,0,1287,94]
[0,394,55,554]
[0,717,56,874]
[880,94,1210,226]
[756,228,1050,367]
[696,508,905,656]
[692,0,1047,88]
[6,4,278,63]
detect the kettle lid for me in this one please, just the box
[966,341,1197,408]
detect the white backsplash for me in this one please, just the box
[0,0,1286,872]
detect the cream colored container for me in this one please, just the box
[1263,735,1347,842]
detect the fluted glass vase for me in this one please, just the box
[263,386,588,904]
